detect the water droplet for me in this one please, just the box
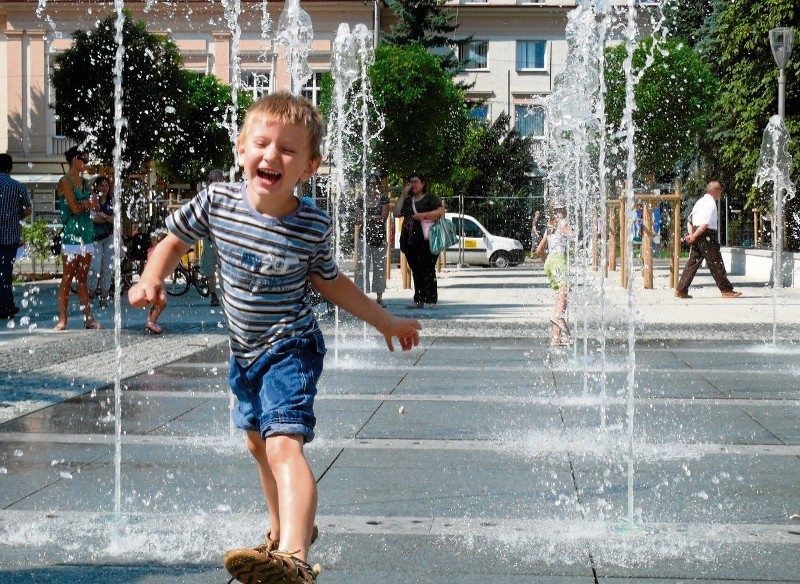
[13,450,23,457]
[60,470,73,479]
[0,467,6,474]
[148,369,155,375]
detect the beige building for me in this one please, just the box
[0,0,628,216]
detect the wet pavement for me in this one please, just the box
[1,260,799,583]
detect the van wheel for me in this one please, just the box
[490,251,510,268]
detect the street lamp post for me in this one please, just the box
[768,27,794,287]
[769,27,794,120]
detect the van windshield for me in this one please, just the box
[451,217,484,238]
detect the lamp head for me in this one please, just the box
[769,27,794,70]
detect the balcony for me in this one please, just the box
[51,136,76,157]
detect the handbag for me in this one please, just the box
[428,217,459,254]
[412,199,435,241]
[50,213,79,256]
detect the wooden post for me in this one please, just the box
[642,202,653,289]
[608,203,617,273]
[384,216,392,280]
[753,210,759,249]
[353,224,360,281]
[671,181,682,289]
[591,207,600,271]
[400,252,411,289]
[619,196,627,288]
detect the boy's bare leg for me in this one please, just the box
[265,434,317,562]
[245,430,281,541]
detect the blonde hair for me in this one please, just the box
[239,91,324,161]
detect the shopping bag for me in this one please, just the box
[428,217,458,254]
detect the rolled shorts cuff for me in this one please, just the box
[260,420,316,443]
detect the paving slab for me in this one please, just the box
[1,264,800,583]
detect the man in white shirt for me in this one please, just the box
[675,181,741,299]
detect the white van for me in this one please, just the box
[393,212,525,267]
[443,213,525,267]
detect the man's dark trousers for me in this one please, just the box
[676,230,733,294]
[0,244,18,315]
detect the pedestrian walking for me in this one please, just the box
[675,181,741,299]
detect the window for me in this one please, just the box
[468,104,488,120]
[451,217,484,239]
[515,105,545,137]
[301,72,325,107]
[240,70,271,100]
[459,41,488,70]
[517,41,547,70]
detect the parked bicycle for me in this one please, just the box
[165,254,210,297]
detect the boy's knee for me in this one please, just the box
[264,434,305,464]
[245,431,266,458]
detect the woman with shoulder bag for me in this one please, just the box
[87,176,114,309]
[54,147,100,330]
[393,172,445,309]
[355,173,391,307]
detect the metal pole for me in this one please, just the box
[778,67,786,120]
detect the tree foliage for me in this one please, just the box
[51,12,185,175]
[663,0,714,47]
[369,43,468,186]
[156,71,250,187]
[384,0,461,72]
[450,113,533,197]
[604,37,718,182]
[708,0,799,210]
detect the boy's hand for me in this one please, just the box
[128,279,167,311]
[381,315,421,352]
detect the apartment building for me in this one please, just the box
[0,0,603,215]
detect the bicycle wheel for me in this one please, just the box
[165,265,191,296]
[194,273,211,297]
[120,257,142,290]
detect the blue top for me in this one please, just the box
[0,173,31,246]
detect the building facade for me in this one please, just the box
[0,0,621,216]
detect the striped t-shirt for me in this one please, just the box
[167,181,339,365]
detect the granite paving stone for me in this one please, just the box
[1,265,799,583]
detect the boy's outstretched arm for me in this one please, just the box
[128,233,192,311]
[310,273,421,352]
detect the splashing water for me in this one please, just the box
[754,115,796,344]
[275,0,313,95]
[111,0,127,523]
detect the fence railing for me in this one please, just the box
[442,195,546,250]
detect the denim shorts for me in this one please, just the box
[229,332,326,443]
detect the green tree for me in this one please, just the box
[448,113,535,243]
[156,71,251,188]
[385,0,470,74]
[604,37,718,183]
[709,0,799,213]
[21,220,51,275]
[369,43,468,186]
[450,113,533,197]
[663,0,715,47]
[51,12,185,175]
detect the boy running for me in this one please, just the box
[129,92,421,584]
